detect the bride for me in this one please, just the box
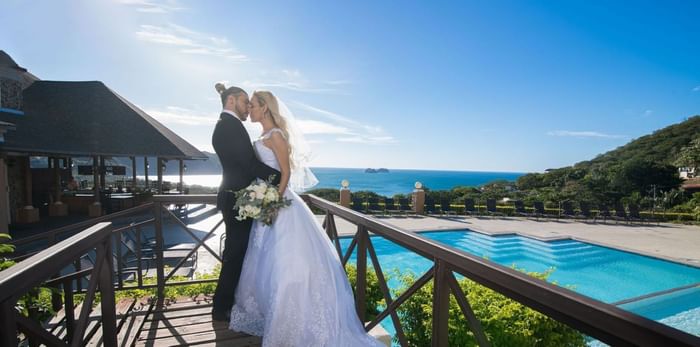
[228,90,384,347]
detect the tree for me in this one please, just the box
[674,136,700,172]
[612,159,682,196]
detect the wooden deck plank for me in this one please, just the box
[135,297,261,346]
[140,313,213,331]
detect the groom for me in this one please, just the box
[211,85,281,321]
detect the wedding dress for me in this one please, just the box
[229,129,385,347]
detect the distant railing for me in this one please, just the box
[1,194,699,346]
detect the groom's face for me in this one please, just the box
[233,93,250,120]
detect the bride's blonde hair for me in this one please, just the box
[252,90,294,167]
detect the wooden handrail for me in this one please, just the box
[10,203,153,247]
[302,194,700,347]
[0,222,113,303]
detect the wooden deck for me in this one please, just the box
[45,295,262,346]
[135,297,261,347]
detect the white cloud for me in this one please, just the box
[643,109,653,117]
[693,85,700,92]
[145,106,217,126]
[135,24,249,62]
[337,136,396,144]
[295,119,351,135]
[547,130,626,139]
[291,101,396,144]
[117,0,185,13]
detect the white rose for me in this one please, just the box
[249,206,261,216]
[264,190,278,203]
[252,184,267,198]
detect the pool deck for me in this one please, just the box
[151,205,700,275]
[326,214,700,267]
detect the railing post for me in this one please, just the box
[0,299,17,347]
[99,238,118,347]
[432,259,449,347]
[154,201,165,306]
[356,226,368,323]
[64,280,75,343]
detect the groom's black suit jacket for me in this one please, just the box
[211,111,281,313]
[212,112,281,211]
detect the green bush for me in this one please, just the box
[393,269,586,347]
[345,263,385,321]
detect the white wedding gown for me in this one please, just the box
[229,130,384,347]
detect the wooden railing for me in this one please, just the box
[303,194,700,347]
[0,223,117,347]
[0,194,699,346]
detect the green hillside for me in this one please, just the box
[516,115,700,207]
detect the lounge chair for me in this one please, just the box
[463,198,477,216]
[351,198,366,213]
[367,197,384,215]
[424,198,437,215]
[579,201,593,220]
[398,198,412,215]
[628,203,645,224]
[561,201,577,219]
[384,198,401,215]
[533,201,546,220]
[596,204,612,223]
[485,199,503,217]
[613,202,629,223]
[512,200,531,217]
[440,199,455,216]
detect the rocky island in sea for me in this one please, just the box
[365,168,390,173]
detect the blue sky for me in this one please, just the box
[1,0,699,172]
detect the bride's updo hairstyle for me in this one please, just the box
[215,83,246,107]
[252,90,294,166]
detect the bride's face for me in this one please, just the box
[249,96,266,123]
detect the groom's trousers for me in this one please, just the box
[213,208,254,312]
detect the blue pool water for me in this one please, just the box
[339,230,700,339]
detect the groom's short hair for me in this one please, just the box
[219,86,247,107]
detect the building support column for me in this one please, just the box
[179,159,184,194]
[89,155,102,217]
[49,157,67,216]
[144,157,149,190]
[131,156,137,190]
[157,158,163,194]
[17,156,39,223]
[0,158,9,233]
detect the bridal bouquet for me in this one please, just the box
[232,176,291,226]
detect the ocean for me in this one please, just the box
[160,168,525,196]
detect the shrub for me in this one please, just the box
[345,264,385,321]
[393,269,586,347]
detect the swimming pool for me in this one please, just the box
[339,230,700,340]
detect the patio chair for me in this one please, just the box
[512,200,531,218]
[367,198,384,215]
[440,199,455,216]
[351,198,366,213]
[384,198,401,215]
[485,199,503,217]
[628,203,645,224]
[613,202,629,223]
[424,198,437,215]
[596,204,612,223]
[463,198,477,216]
[532,201,546,220]
[398,198,412,215]
[579,201,593,220]
[560,201,577,219]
